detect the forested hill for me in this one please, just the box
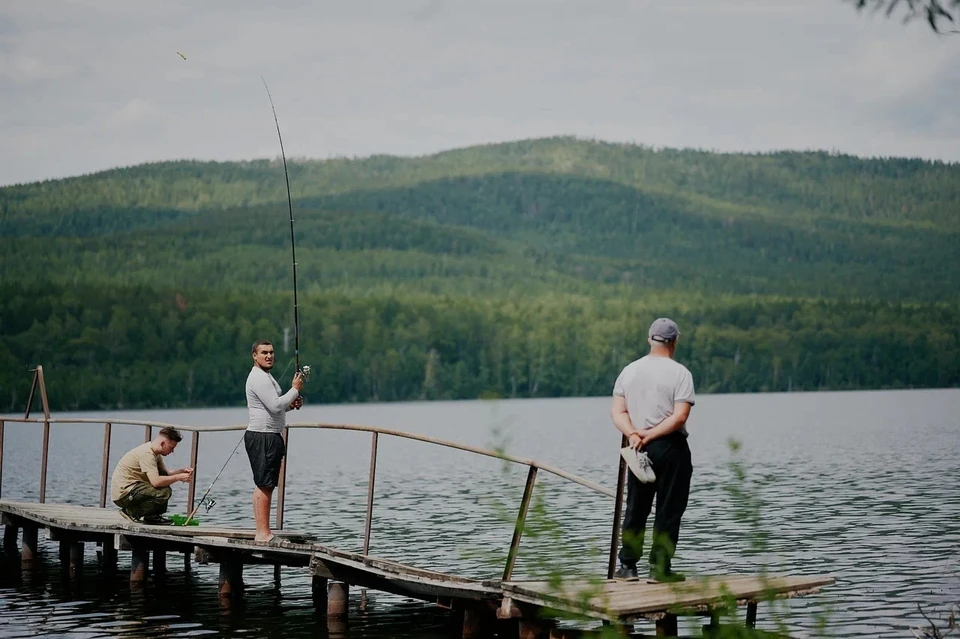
[1,137,958,411]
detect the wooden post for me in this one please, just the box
[0,419,5,499]
[21,525,38,568]
[101,537,117,574]
[312,575,328,609]
[655,614,678,637]
[69,542,84,577]
[153,550,167,579]
[327,581,349,619]
[100,423,112,508]
[462,608,486,639]
[608,435,628,579]
[144,425,152,443]
[130,547,149,585]
[503,465,538,581]
[187,431,199,515]
[519,619,548,639]
[219,555,244,599]
[3,523,17,554]
[363,432,378,555]
[746,601,758,628]
[59,539,70,567]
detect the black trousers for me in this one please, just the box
[618,432,693,571]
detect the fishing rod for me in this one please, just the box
[179,79,309,526]
[182,436,244,525]
[262,76,310,383]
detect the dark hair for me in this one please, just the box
[159,427,182,443]
[252,339,273,354]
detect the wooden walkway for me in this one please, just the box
[0,500,835,638]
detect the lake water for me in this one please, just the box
[0,389,958,638]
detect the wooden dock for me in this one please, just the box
[0,377,835,638]
[0,500,834,638]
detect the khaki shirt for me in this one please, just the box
[110,442,168,501]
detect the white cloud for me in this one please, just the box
[0,0,958,186]
[109,97,159,127]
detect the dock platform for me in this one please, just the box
[1,500,834,638]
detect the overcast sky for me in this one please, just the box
[1,0,957,186]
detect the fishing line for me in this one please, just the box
[180,79,309,526]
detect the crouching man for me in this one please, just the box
[111,426,193,525]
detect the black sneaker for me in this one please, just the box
[142,515,174,526]
[118,509,140,523]
[613,564,639,580]
[649,567,686,583]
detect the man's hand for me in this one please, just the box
[627,432,643,449]
[289,396,303,410]
[176,471,192,483]
[292,371,304,391]
[637,430,656,448]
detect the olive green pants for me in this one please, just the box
[114,482,172,519]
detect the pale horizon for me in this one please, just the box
[3,0,958,188]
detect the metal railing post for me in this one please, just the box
[607,435,628,579]
[99,423,112,508]
[0,420,4,499]
[37,366,51,503]
[363,432,379,555]
[502,464,538,581]
[276,427,289,530]
[187,431,199,515]
[144,425,152,443]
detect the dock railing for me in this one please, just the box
[1,367,622,583]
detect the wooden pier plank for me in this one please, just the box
[502,574,836,619]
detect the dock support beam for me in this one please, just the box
[101,538,117,574]
[518,619,550,639]
[3,524,17,554]
[219,556,244,600]
[153,550,167,580]
[69,542,84,577]
[746,602,758,628]
[130,547,149,585]
[312,575,328,608]
[655,614,678,637]
[59,540,70,567]
[462,608,490,639]
[327,581,349,619]
[21,525,38,568]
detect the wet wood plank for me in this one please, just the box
[502,574,835,619]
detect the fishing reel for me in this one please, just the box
[299,365,311,382]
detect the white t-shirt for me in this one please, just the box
[612,355,696,436]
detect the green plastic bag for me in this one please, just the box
[170,514,200,526]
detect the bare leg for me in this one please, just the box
[253,486,275,542]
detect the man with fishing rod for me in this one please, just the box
[245,339,305,543]
[611,318,695,583]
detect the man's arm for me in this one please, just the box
[638,402,692,446]
[251,372,302,416]
[611,396,643,449]
[140,454,189,488]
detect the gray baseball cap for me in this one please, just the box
[648,317,680,343]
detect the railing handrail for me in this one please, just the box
[0,416,615,498]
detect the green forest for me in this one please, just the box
[1,137,957,411]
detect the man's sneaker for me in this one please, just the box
[142,515,174,526]
[620,447,656,483]
[636,450,657,483]
[613,564,639,580]
[118,509,140,523]
[649,567,686,583]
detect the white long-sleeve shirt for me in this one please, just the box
[245,366,299,433]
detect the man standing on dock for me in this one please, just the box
[245,339,304,543]
[611,318,695,583]
[111,427,193,525]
